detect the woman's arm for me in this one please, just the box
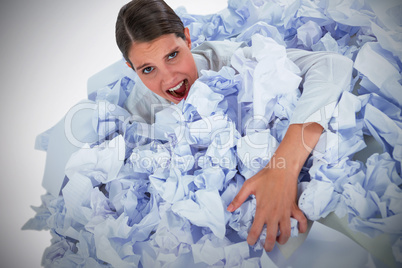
[228,50,354,251]
[286,49,354,128]
[228,122,322,250]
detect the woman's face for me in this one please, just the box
[127,28,198,104]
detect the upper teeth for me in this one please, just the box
[168,81,184,92]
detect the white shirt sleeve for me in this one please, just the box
[286,49,354,128]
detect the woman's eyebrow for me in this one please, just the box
[164,46,180,59]
[136,62,151,71]
[135,46,180,71]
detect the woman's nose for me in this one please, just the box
[161,65,177,86]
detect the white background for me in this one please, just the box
[0,1,227,267]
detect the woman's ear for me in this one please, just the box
[126,61,135,70]
[184,27,192,50]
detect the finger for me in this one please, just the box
[264,220,278,252]
[247,213,265,246]
[227,180,254,212]
[292,208,308,233]
[276,217,291,245]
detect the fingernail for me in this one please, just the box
[265,244,274,252]
[247,237,256,246]
[227,204,234,212]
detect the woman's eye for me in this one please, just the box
[168,51,178,59]
[143,67,154,74]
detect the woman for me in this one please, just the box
[115,0,353,252]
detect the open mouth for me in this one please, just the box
[167,79,189,101]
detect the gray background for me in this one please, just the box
[0,1,226,267]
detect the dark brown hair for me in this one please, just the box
[115,0,185,69]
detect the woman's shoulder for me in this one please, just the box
[192,40,245,71]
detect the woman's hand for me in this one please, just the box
[227,156,306,251]
[227,123,323,251]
